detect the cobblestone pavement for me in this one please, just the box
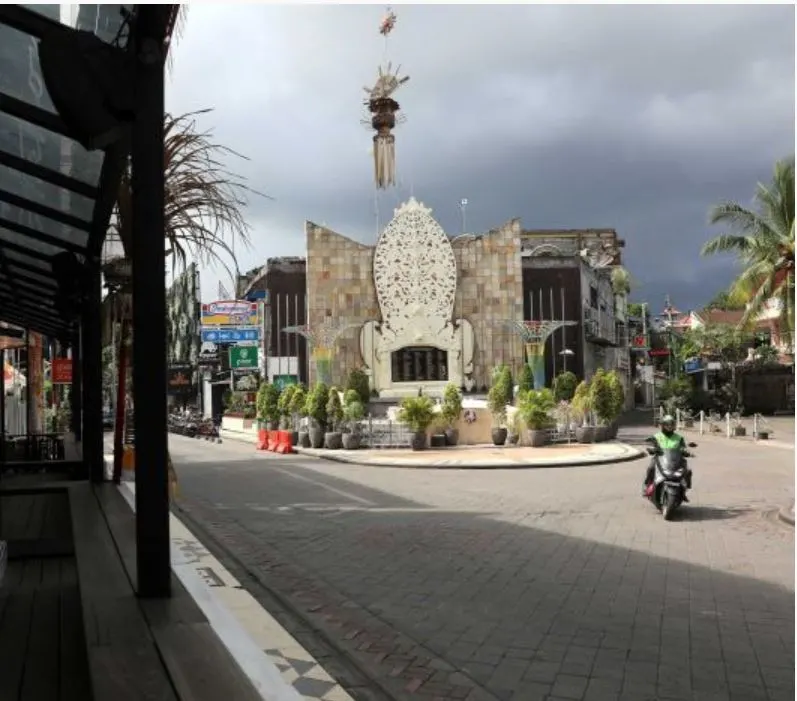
[170,432,794,701]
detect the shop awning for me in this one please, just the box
[0,5,133,337]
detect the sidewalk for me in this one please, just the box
[294,441,643,468]
[106,454,355,701]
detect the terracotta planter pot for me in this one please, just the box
[491,427,507,446]
[527,429,548,447]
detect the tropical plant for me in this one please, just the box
[518,388,556,430]
[518,364,534,394]
[610,266,631,296]
[588,369,615,425]
[345,368,371,405]
[701,156,794,346]
[304,382,329,429]
[552,371,578,402]
[571,379,592,425]
[397,395,436,433]
[326,387,344,431]
[440,382,463,427]
[487,367,512,426]
[508,410,525,437]
[342,390,365,433]
[606,370,625,420]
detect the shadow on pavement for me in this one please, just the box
[175,458,795,701]
[677,505,753,523]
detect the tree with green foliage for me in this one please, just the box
[701,156,794,345]
[345,367,371,405]
[552,371,578,402]
[304,382,329,429]
[440,382,463,427]
[518,364,534,394]
[326,387,343,431]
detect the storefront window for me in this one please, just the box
[391,347,448,383]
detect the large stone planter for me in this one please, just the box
[298,430,311,448]
[507,432,520,445]
[309,427,324,449]
[411,431,427,451]
[342,433,360,450]
[527,429,549,447]
[491,427,507,446]
[594,426,610,442]
[444,428,459,446]
[608,421,619,439]
[324,432,343,450]
[575,426,596,443]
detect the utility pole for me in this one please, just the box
[459,198,468,234]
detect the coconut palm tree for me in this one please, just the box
[701,156,794,347]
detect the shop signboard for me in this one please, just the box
[51,358,73,384]
[201,300,259,326]
[229,346,257,369]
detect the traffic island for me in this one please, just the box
[293,441,644,469]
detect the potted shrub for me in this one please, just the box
[277,384,296,430]
[518,364,534,394]
[440,382,463,446]
[397,394,436,451]
[553,371,578,402]
[324,388,344,449]
[572,380,595,443]
[507,410,523,445]
[341,389,364,450]
[487,366,512,445]
[589,369,613,442]
[261,384,281,430]
[289,384,307,446]
[732,416,746,437]
[606,371,625,438]
[429,417,448,448]
[519,388,556,447]
[346,367,371,405]
[304,382,329,448]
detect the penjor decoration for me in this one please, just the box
[364,8,409,189]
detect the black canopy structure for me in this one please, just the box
[0,4,176,597]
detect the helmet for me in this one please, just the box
[661,414,675,431]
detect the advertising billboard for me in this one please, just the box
[201,300,259,327]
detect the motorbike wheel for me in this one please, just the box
[661,492,674,521]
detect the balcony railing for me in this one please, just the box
[583,305,617,345]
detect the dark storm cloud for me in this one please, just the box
[167,4,794,310]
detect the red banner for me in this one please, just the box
[52,358,73,384]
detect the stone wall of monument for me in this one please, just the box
[305,222,378,386]
[452,220,525,389]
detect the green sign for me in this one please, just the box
[273,375,298,391]
[229,346,257,369]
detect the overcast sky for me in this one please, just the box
[166,4,794,314]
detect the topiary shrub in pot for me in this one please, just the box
[572,380,595,443]
[397,394,436,451]
[507,410,523,445]
[487,366,512,445]
[305,382,329,448]
[519,387,555,447]
[259,383,281,430]
[518,364,534,395]
[345,367,371,406]
[289,384,307,446]
[553,371,578,402]
[277,384,296,430]
[324,387,344,449]
[342,390,364,450]
[589,369,614,442]
[440,382,463,446]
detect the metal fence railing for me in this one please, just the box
[1,433,66,463]
[654,406,782,442]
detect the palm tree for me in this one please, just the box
[701,156,794,347]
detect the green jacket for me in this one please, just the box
[654,431,686,451]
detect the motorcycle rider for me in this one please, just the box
[643,414,692,501]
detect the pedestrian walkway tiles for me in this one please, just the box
[110,456,353,701]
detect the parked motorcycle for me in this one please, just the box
[644,437,697,520]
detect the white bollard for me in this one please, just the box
[699,410,704,435]
[726,412,731,438]
[753,413,758,441]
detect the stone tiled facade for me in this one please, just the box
[306,219,525,389]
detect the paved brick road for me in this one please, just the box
[170,433,794,701]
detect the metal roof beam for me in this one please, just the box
[0,217,85,254]
[0,188,92,233]
[0,91,72,139]
[0,149,98,200]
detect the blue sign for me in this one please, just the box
[683,358,703,374]
[245,290,268,302]
[201,327,261,343]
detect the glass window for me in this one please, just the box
[7,263,57,287]
[0,24,56,113]
[391,347,449,383]
[0,199,89,248]
[22,5,134,46]
[0,225,71,257]
[3,248,51,271]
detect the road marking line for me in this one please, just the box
[268,465,375,505]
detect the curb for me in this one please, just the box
[778,503,795,527]
[293,444,645,470]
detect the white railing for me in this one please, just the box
[665,407,776,441]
